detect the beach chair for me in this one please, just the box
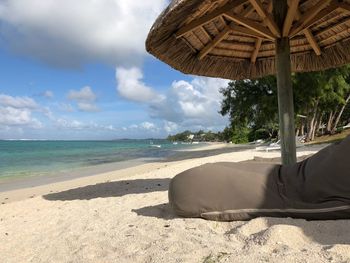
[256,137,305,152]
[255,140,281,152]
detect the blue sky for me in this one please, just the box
[0,0,229,140]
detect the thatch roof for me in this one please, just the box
[146,0,350,80]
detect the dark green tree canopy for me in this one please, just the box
[220,76,279,140]
[220,66,350,142]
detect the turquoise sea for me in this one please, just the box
[0,139,197,181]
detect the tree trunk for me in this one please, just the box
[331,94,350,134]
[306,114,316,142]
[326,111,335,134]
[311,111,322,141]
[317,112,324,136]
[301,122,305,136]
[306,100,319,142]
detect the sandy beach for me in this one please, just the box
[1,143,350,263]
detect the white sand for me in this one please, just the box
[1,145,350,263]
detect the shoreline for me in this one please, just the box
[0,143,327,204]
[0,142,248,189]
[0,161,169,204]
[0,142,232,203]
[0,158,155,192]
[0,142,213,193]
[0,139,205,189]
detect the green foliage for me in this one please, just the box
[342,103,350,126]
[167,130,192,141]
[220,76,279,141]
[220,65,350,142]
[220,76,278,129]
[218,126,234,142]
[167,130,221,142]
[293,66,350,137]
[202,131,216,141]
[293,66,350,116]
[248,128,273,142]
[231,124,250,144]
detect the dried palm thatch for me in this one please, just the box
[146,0,350,80]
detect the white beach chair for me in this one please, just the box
[255,140,281,152]
[256,137,305,152]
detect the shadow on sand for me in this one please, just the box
[43,178,170,201]
[132,203,177,220]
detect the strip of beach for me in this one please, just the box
[1,142,350,263]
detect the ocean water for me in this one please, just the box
[0,139,197,181]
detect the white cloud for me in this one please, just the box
[55,118,117,131]
[0,0,167,67]
[0,106,42,128]
[164,121,179,134]
[55,119,85,130]
[67,86,99,112]
[76,102,99,112]
[151,77,230,128]
[0,94,43,128]
[140,121,156,130]
[123,122,160,134]
[67,86,96,102]
[0,94,38,109]
[58,103,74,112]
[42,90,54,98]
[115,67,230,132]
[172,80,207,118]
[41,107,54,120]
[116,67,159,102]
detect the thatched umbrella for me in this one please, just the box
[146,0,350,165]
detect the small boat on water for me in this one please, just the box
[149,140,161,148]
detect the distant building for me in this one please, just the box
[187,134,194,140]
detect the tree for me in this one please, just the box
[220,65,350,142]
[342,102,350,126]
[218,127,234,142]
[231,123,250,144]
[293,66,350,140]
[167,130,192,141]
[293,70,327,141]
[220,76,279,141]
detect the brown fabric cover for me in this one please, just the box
[168,136,350,221]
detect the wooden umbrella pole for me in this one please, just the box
[273,0,297,165]
[276,37,297,165]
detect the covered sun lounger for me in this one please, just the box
[169,136,350,221]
